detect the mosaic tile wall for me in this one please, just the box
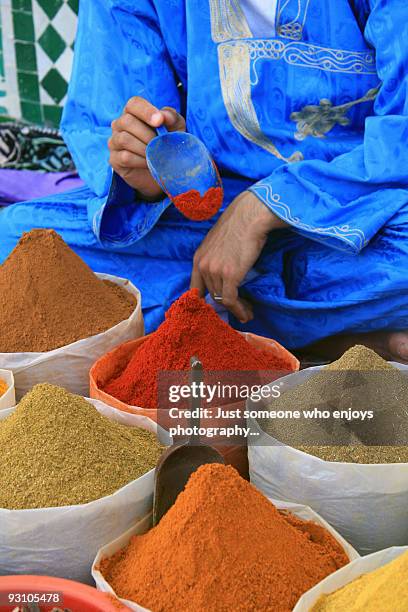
[0,0,78,126]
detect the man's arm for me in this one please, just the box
[191,0,408,320]
[60,0,181,198]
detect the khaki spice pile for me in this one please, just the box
[261,345,408,463]
[0,229,136,353]
[0,384,163,509]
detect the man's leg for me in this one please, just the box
[240,206,408,362]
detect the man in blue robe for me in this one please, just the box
[0,0,407,359]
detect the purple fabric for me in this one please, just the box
[0,170,84,206]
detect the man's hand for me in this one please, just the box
[191,191,288,322]
[109,96,186,200]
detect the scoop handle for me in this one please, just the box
[156,125,168,136]
[189,356,203,445]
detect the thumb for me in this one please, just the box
[161,106,186,132]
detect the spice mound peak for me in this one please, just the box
[100,463,348,612]
[173,186,223,220]
[325,345,394,372]
[0,229,136,352]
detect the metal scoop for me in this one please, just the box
[146,126,222,200]
[153,356,225,525]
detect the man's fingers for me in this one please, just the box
[201,271,217,301]
[190,259,207,296]
[205,262,222,300]
[192,255,253,323]
[161,107,186,132]
[108,131,146,157]
[222,277,253,323]
[113,114,156,145]
[125,96,161,127]
[109,150,148,170]
[116,98,185,140]
[210,275,223,301]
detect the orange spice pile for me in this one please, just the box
[100,464,348,611]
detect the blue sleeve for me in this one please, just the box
[249,0,408,254]
[60,0,179,246]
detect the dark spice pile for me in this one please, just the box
[100,464,348,611]
[0,384,163,509]
[0,229,136,352]
[260,346,408,463]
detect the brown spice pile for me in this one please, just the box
[100,464,348,611]
[0,229,136,352]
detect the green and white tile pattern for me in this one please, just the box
[0,0,78,126]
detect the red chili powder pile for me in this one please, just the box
[103,288,291,408]
[0,229,137,352]
[172,186,223,220]
[100,464,349,612]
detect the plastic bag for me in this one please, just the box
[0,398,170,584]
[293,546,408,611]
[0,274,143,400]
[248,364,408,555]
[89,332,299,477]
[90,332,299,415]
[92,500,359,611]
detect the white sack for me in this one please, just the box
[248,364,408,555]
[0,398,170,584]
[92,500,359,611]
[294,546,408,611]
[0,274,143,400]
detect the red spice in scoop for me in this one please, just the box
[173,186,223,220]
[103,288,292,408]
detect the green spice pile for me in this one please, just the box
[0,384,163,509]
[260,345,408,463]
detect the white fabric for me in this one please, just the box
[0,398,170,584]
[0,274,143,400]
[241,0,278,37]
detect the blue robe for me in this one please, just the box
[1,0,407,347]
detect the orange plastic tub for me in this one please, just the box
[90,332,299,477]
[0,575,125,611]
